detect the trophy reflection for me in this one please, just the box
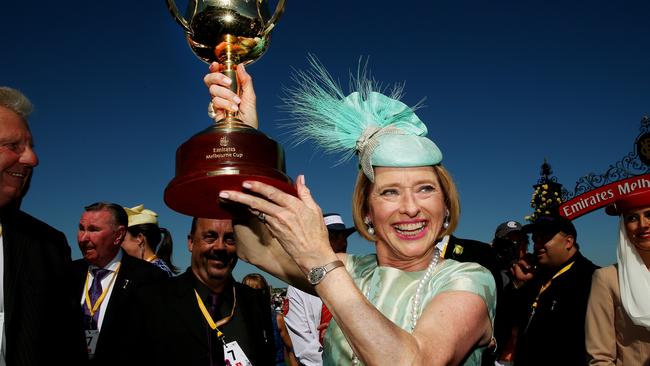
[164,0,291,219]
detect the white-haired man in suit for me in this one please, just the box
[0,86,86,365]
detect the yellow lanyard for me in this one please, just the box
[531,260,575,310]
[84,263,121,317]
[523,260,575,334]
[194,287,237,338]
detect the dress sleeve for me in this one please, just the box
[585,267,617,366]
[436,261,497,322]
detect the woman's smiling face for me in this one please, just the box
[623,207,650,252]
[368,166,447,270]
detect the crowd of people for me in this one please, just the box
[1,56,649,366]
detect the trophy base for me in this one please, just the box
[165,124,296,219]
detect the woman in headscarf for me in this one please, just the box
[586,189,650,365]
[207,59,496,365]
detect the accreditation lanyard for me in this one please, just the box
[84,263,121,318]
[524,260,575,333]
[194,287,237,339]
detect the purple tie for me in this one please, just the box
[85,268,110,329]
[208,294,219,318]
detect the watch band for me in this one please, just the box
[321,260,344,273]
[308,260,344,285]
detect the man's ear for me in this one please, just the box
[564,234,575,250]
[114,225,126,245]
[187,235,194,252]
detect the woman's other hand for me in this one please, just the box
[219,175,336,273]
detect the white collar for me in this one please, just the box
[89,250,122,272]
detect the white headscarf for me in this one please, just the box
[617,217,650,329]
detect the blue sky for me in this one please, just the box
[2,0,649,288]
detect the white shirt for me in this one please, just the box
[284,286,324,366]
[80,251,122,331]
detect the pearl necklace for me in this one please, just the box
[410,247,441,331]
[351,245,442,365]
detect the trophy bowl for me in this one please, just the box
[164,0,292,219]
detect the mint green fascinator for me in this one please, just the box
[283,56,443,182]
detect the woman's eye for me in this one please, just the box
[625,214,639,223]
[418,185,435,193]
[380,189,398,196]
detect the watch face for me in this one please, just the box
[309,267,326,285]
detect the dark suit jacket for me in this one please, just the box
[72,251,167,365]
[118,269,275,366]
[513,251,599,366]
[445,235,500,274]
[1,209,87,366]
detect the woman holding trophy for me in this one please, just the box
[206,59,496,366]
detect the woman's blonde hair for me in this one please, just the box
[352,165,460,242]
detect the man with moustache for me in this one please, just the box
[509,215,598,366]
[73,202,166,364]
[118,218,275,366]
[0,87,86,365]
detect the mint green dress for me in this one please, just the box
[322,254,496,366]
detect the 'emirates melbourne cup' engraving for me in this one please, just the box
[206,146,244,160]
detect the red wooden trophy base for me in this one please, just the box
[165,124,296,219]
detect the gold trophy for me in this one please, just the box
[164,0,291,219]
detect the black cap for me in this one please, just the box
[494,220,524,239]
[523,215,577,239]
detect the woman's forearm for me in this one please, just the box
[233,218,313,292]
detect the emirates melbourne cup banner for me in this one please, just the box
[560,173,650,219]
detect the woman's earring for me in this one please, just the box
[443,209,450,229]
[365,217,375,236]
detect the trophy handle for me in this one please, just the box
[166,0,193,33]
[261,0,287,36]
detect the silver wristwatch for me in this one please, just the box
[307,260,344,285]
